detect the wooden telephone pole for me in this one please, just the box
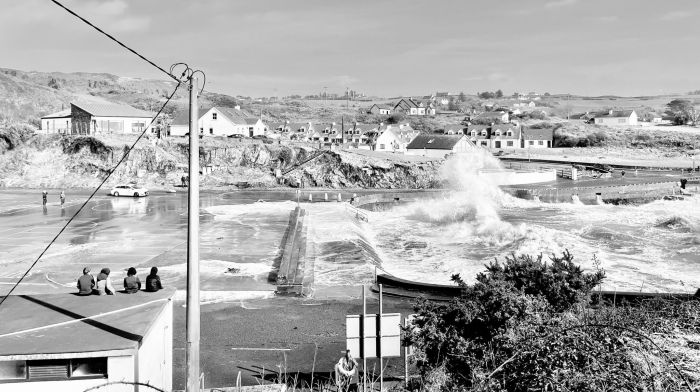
[186,76,201,392]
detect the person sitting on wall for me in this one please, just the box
[335,349,359,392]
[145,267,163,292]
[95,268,115,295]
[76,267,95,296]
[123,267,141,294]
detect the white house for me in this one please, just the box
[199,107,256,137]
[594,110,638,126]
[394,98,436,116]
[368,104,393,115]
[70,102,154,136]
[40,109,71,134]
[405,134,475,158]
[522,128,554,148]
[0,291,174,392]
[490,124,521,149]
[244,118,267,137]
[375,125,420,152]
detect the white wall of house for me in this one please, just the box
[248,119,266,137]
[595,112,638,126]
[200,108,247,137]
[92,116,153,134]
[406,138,473,158]
[137,299,173,391]
[491,138,520,149]
[524,139,552,148]
[41,118,71,134]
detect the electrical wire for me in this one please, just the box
[49,0,182,82]
[0,81,183,308]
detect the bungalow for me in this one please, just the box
[474,111,509,123]
[593,110,638,126]
[70,102,154,135]
[368,104,393,115]
[522,127,554,148]
[0,290,174,392]
[405,134,474,158]
[375,125,420,152]
[168,109,207,137]
[244,117,267,137]
[393,98,436,116]
[40,109,71,134]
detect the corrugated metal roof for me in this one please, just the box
[71,102,154,118]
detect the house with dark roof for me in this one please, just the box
[522,127,554,148]
[593,109,638,126]
[491,123,521,149]
[168,108,210,137]
[405,134,474,158]
[70,102,154,135]
[393,98,436,116]
[442,123,466,135]
[40,109,71,134]
[368,104,393,115]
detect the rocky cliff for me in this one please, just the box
[0,131,443,190]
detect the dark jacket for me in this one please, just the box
[123,275,141,294]
[145,274,163,292]
[77,274,94,295]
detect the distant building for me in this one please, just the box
[405,134,474,158]
[199,107,260,137]
[467,124,492,148]
[375,124,419,152]
[593,110,638,126]
[490,123,521,149]
[40,109,71,134]
[393,98,436,116]
[522,127,554,148]
[443,123,466,135]
[368,104,393,115]
[474,111,509,123]
[0,291,174,392]
[70,102,154,136]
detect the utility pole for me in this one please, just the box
[186,76,201,392]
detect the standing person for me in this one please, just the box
[95,268,115,295]
[76,267,95,296]
[145,267,163,292]
[335,350,359,392]
[42,191,48,206]
[60,191,66,208]
[123,267,141,294]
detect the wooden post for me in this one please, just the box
[404,317,409,388]
[362,285,367,392]
[379,284,383,392]
[186,76,201,392]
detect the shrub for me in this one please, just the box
[61,136,111,156]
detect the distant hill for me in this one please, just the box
[0,67,239,123]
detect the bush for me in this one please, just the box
[60,136,111,156]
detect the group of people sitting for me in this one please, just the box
[77,266,163,295]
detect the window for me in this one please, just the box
[619,118,625,123]
[379,144,385,149]
[209,128,213,134]
[481,141,488,146]
[471,131,476,137]
[495,131,501,136]
[212,113,217,120]
[529,140,534,145]
[507,141,514,147]
[507,131,513,137]
[131,122,145,133]
[0,358,107,382]
[538,140,544,145]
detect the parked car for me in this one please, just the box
[109,184,149,197]
[228,134,244,139]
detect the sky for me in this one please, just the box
[1,0,699,98]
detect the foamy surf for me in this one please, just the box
[174,290,275,305]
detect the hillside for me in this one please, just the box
[0,67,239,123]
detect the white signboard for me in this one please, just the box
[346,313,402,358]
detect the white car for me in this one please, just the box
[109,184,149,197]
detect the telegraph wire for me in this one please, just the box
[0,80,183,308]
[49,0,182,82]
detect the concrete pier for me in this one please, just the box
[275,207,310,296]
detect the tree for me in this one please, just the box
[48,78,60,90]
[495,89,503,98]
[447,99,459,111]
[458,92,466,102]
[666,99,700,126]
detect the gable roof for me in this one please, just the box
[406,134,465,150]
[71,102,154,118]
[523,128,554,141]
[215,106,251,124]
[171,108,209,126]
[594,110,635,119]
[41,109,71,119]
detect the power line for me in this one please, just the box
[48,0,180,82]
[0,81,183,308]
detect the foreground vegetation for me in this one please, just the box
[404,252,699,392]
